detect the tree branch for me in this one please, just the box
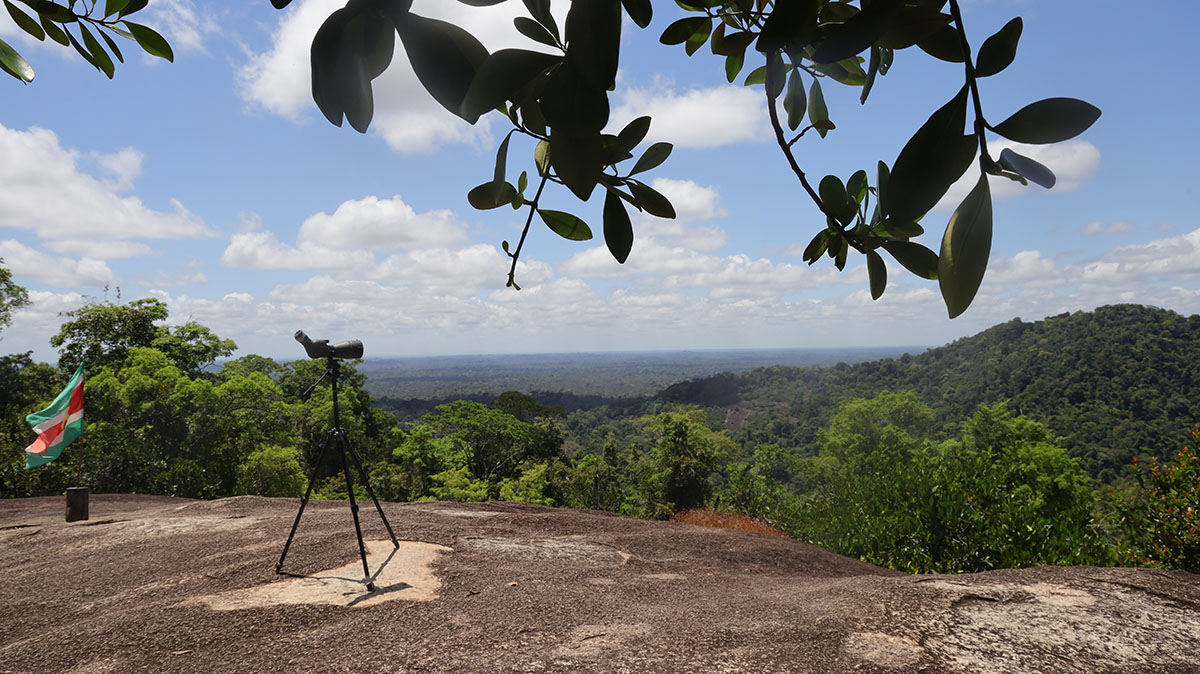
[948,0,997,173]
[506,172,550,291]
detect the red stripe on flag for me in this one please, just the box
[68,378,84,415]
[25,423,63,455]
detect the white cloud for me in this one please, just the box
[935,140,1101,211]
[221,229,373,271]
[0,125,214,242]
[90,147,145,192]
[610,80,766,149]
[373,244,552,291]
[987,250,1063,286]
[0,240,113,287]
[43,239,154,260]
[298,195,466,250]
[1081,221,1136,235]
[142,0,221,54]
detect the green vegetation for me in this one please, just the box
[268,0,1098,318]
[4,301,1197,575]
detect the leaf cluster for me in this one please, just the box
[1,0,172,83]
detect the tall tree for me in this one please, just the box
[50,298,235,375]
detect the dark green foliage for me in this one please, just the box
[794,394,1104,572]
[662,305,1200,481]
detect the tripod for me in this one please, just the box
[275,357,398,591]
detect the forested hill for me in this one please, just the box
[659,304,1200,480]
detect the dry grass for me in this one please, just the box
[671,508,790,538]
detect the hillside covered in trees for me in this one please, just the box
[656,304,1200,481]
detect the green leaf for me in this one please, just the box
[395,12,487,120]
[0,37,33,82]
[867,250,887,300]
[117,0,148,17]
[860,45,880,105]
[880,240,938,279]
[742,64,767,86]
[877,218,924,239]
[876,160,890,215]
[461,49,560,123]
[539,60,610,134]
[32,1,74,22]
[975,17,1021,78]
[65,29,96,70]
[888,85,975,222]
[79,23,114,78]
[124,20,172,62]
[755,0,819,52]
[783,69,806,131]
[103,0,130,18]
[938,174,992,318]
[807,77,830,138]
[40,15,68,45]
[660,16,709,45]
[492,132,513,186]
[534,139,551,175]
[916,24,963,63]
[565,0,621,90]
[847,169,868,204]
[5,1,44,41]
[518,170,528,193]
[628,180,676,219]
[522,0,558,41]
[765,51,785,98]
[621,0,652,29]
[629,141,672,175]
[549,130,603,200]
[362,11,395,79]
[712,27,755,56]
[991,97,1101,144]
[876,4,952,49]
[98,27,123,63]
[514,16,558,48]
[997,148,1055,189]
[684,17,713,56]
[538,209,593,241]
[467,181,518,210]
[603,190,634,263]
[802,230,830,264]
[724,50,744,83]
[613,115,651,158]
[819,174,847,217]
[811,0,898,64]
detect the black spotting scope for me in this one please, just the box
[294,330,363,360]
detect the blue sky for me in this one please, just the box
[2,0,1198,363]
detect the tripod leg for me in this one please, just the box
[336,429,376,592]
[344,435,400,548]
[276,430,335,574]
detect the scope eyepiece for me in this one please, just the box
[294,330,363,360]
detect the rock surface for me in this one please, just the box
[1,494,1198,673]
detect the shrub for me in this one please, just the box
[235,445,306,497]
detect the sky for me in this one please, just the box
[2,0,1198,363]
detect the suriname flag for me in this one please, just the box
[24,365,84,469]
